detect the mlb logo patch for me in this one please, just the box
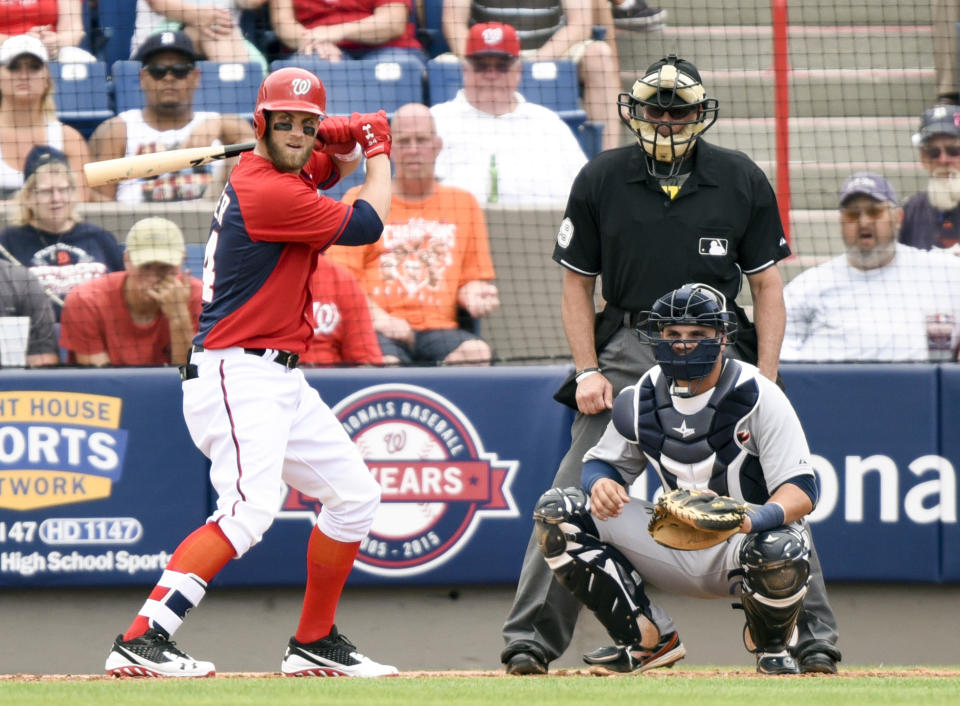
[699,238,728,256]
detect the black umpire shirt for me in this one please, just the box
[552,139,791,327]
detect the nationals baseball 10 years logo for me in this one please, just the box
[281,384,518,576]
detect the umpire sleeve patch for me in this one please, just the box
[612,387,639,443]
[556,217,574,248]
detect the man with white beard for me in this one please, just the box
[783,172,960,362]
[900,105,960,251]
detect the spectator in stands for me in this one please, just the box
[269,0,427,67]
[300,255,384,366]
[442,0,631,152]
[327,102,500,365]
[933,0,959,105]
[88,30,254,203]
[0,34,92,200]
[900,105,960,251]
[442,0,611,145]
[430,22,586,205]
[783,172,960,362]
[0,145,124,320]
[130,0,269,73]
[0,259,59,366]
[0,0,96,63]
[60,217,204,366]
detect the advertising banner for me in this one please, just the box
[1,364,957,587]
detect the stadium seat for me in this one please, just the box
[268,57,424,116]
[416,0,451,59]
[184,243,206,279]
[50,62,113,137]
[95,0,137,66]
[111,60,265,118]
[425,58,602,157]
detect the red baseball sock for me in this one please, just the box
[294,527,360,644]
[123,523,236,640]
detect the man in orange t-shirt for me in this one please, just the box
[327,102,500,365]
[60,217,202,366]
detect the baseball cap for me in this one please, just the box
[134,30,198,64]
[912,105,960,145]
[465,23,520,58]
[838,172,899,207]
[0,34,48,65]
[23,145,69,181]
[125,218,186,268]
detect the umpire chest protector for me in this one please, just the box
[616,360,767,501]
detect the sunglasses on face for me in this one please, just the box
[272,121,317,137]
[144,63,195,80]
[467,57,515,73]
[840,203,891,222]
[644,105,697,120]
[921,144,960,160]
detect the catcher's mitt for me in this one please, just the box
[648,488,747,550]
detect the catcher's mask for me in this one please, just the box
[617,54,718,176]
[637,283,737,397]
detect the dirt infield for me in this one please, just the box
[2,667,958,682]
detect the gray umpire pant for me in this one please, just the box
[500,328,840,662]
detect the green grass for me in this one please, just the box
[2,671,960,706]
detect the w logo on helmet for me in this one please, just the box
[290,78,310,95]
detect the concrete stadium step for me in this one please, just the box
[752,160,923,210]
[617,69,934,118]
[706,117,919,163]
[616,25,932,73]
[663,3,931,27]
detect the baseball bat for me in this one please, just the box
[82,142,257,187]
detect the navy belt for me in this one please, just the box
[192,344,299,369]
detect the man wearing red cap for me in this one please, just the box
[431,22,587,206]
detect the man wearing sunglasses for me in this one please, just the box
[89,30,254,203]
[430,22,587,206]
[502,54,842,677]
[900,105,960,251]
[784,172,960,362]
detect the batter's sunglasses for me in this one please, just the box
[921,144,960,159]
[144,62,195,80]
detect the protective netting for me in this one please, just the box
[0,1,955,367]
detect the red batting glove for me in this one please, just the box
[314,115,359,158]
[349,110,392,159]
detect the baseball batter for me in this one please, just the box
[534,284,821,675]
[104,67,398,678]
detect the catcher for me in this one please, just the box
[534,283,826,675]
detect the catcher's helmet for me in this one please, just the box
[637,283,736,395]
[253,67,327,139]
[617,55,718,174]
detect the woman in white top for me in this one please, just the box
[0,34,91,200]
[130,0,269,71]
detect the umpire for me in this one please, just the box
[500,54,842,675]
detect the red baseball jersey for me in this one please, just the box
[195,150,368,354]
